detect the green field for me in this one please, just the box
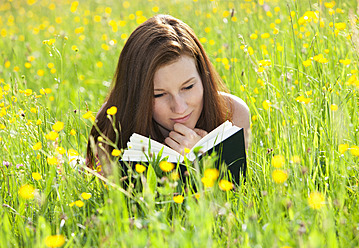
[1,0,359,247]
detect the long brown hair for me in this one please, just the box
[86,14,231,167]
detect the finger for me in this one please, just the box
[164,137,183,154]
[168,131,186,145]
[194,128,208,138]
[173,123,195,136]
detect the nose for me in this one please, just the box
[170,95,187,114]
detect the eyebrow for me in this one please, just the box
[154,77,196,91]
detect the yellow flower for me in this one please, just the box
[68,149,79,157]
[159,161,174,172]
[338,144,349,154]
[302,60,312,67]
[81,192,92,200]
[111,149,121,156]
[204,168,219,181]
[290,155,301,164]
[70,129,76,135]
[135,164,146,173]
[201,177,215,188]
[262,100,271,110]
[52,121,64,132]
[218,179,233,191]
[334,22,346,31]
[45,131,59,141]
[82,111,93,119]
[330,104,338,111]
[272,169,288,184]
[173,195,184,203]
[69,201,76,207]
[32,142,42,151]
[271,155,285,168]
[18,184,35,199]
[170,172,180,181]
[36,119,42,125]
[30,107,37,113]
[56,146,66,155]
[45,234,66,248]
[75,200,84,207]
[308,192,325,209]
[106,106,117,115]
[350,146,359,157]
[24,89,32,96]
[247,46,254,55]
[47,156,58,165]
[32,172,42,181]
[250,33,258,39]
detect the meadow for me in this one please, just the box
[1,0,359,247]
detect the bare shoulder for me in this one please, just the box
[219,92,251,149]
[219,92,250,128]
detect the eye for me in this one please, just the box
[154,93,164,98]
[183,84,194,90]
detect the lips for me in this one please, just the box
[171,112,192,123]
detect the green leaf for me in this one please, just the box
[147,164,157,195]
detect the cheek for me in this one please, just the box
[152,100,165,122]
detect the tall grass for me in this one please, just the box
[0,0,358,247]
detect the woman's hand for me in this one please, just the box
[164,123,208,154]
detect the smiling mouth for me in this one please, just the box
[171,112,192,123]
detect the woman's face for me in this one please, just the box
[153,55,204,136]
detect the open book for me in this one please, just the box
[121,121,246,184]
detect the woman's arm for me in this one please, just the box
[220,92,251,149]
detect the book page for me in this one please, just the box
[191,121,241,153]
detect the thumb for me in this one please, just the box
[194,128,208,138]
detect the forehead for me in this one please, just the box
[153,55,199,88]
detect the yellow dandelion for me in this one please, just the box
[32,142,42,151]
[45,234,66,248]
[68,149,79,157]
[201,176,215,188]
[247,46,254,56]
[218,179,233,191]
[350,146,359,156]
[170,172,180,181]
[106,106,117,115]
[262,100,271,110]
[135,164,146,173]
[75,200,84,207]
[204,168,219,181]
[272,169,288,184]
[52,121,64,132]
[308,192,325,209]
[184,147,191,154]
[32,172,42,181]
[81,192,92,200]
[82,111,93,119]
[302,60,312,67]
[70,129,76,136]
[19,184,35,199]
[173,195,184,204]
[24,89,33,96]
[159,161,174,172]
[271,155,285,168]
[338,144,349,154]
[111,149,121,156]
[330,104,338,111]
[291,155,301,164]
[47,156,58,165]
[250,33,258,39]
[56,146,66,155]
[45,131,59,141]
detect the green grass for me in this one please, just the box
[1,0,359,247]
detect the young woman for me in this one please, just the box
[86,14,250,169]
